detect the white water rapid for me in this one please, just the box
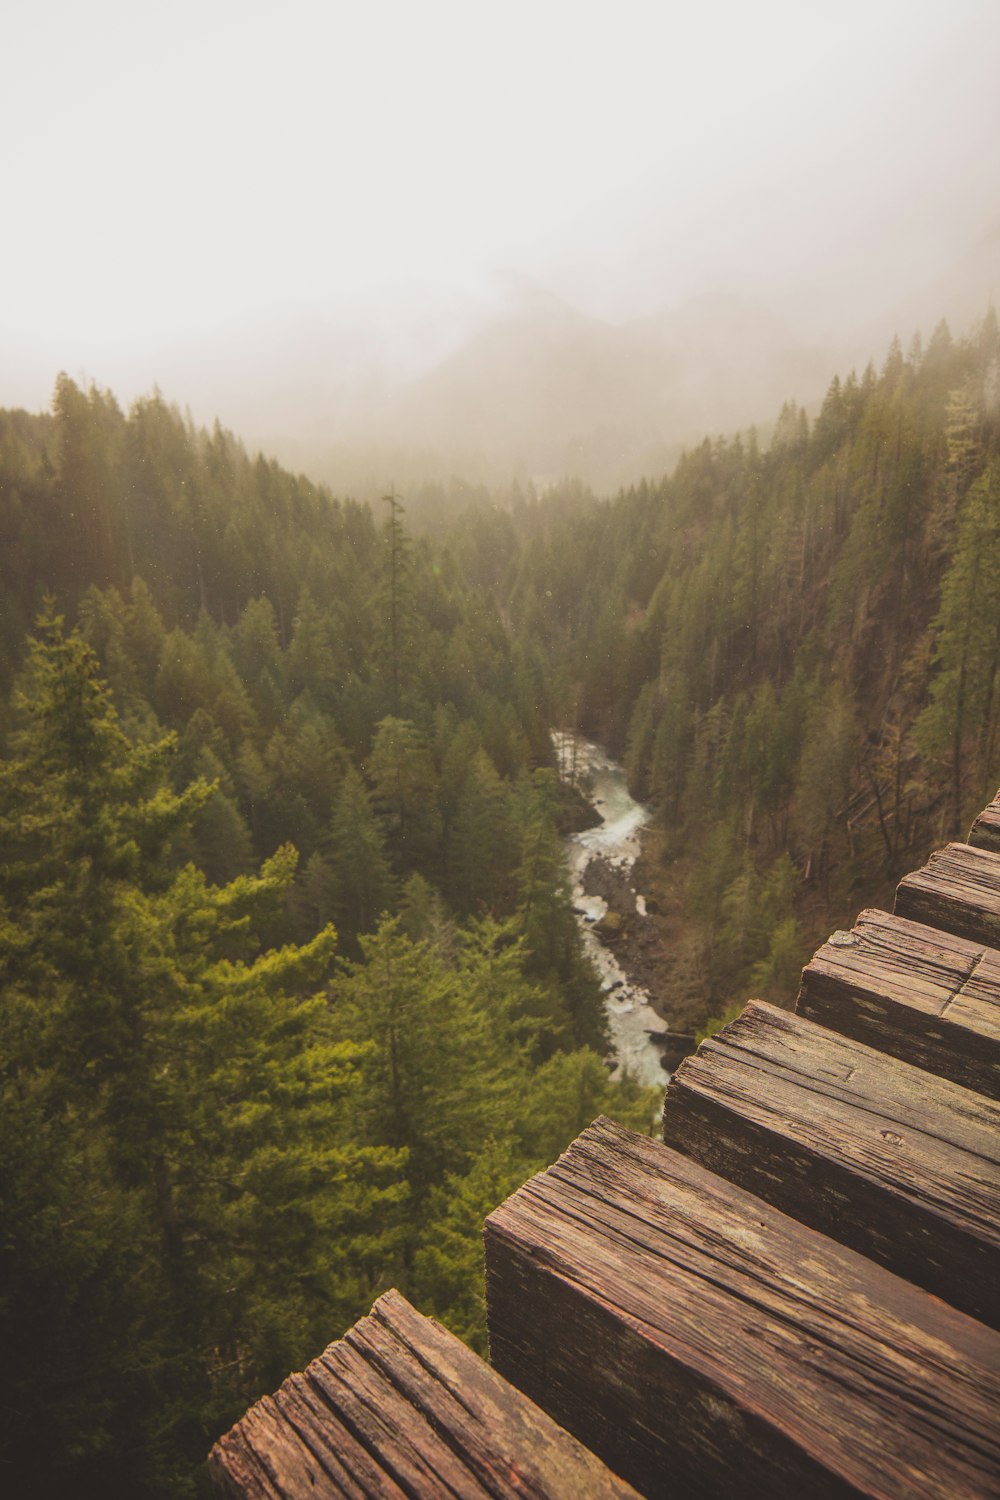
[554,733,668,1086]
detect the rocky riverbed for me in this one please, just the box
[580,854,698,1072]
[557,734,697,1082]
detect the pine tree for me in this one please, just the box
[0,614,404,1495]
[327,767,396,945]
[916,463,1000,832]
[379,487,417,716]
[411,1137,528,1353]
[332,917,519,1204]
[512,770,607,1054]
[446,748,517,915]
[368,715,442,878]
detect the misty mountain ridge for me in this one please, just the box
[188,230,999,498]
[50,226,1000,503]
[261,288,835,496]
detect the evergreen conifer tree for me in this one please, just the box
[0,613,404,1496]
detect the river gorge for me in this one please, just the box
[555,733,676,1086]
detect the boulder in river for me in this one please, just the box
[593,910,624,941]
[582,856,638,915]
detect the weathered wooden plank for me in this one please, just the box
[346,1293,639,1498]
[968,795,1000,853]
[210,1288,641,1498]
[797,907,1000,1097]
[661,1000,1000,1325]
[210,1371,408,1500]
[307,1341,487,1498]
[209,1382,383,1500]
[895,840,1000,946]
[486,1117,1000,1500]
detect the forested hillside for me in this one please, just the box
[478,312,1000,1028]
[0,382,656,1497]
[2,310,999,1496]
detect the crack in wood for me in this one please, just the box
[945,949,993,1014]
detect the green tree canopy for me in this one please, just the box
[0,614,404,1496]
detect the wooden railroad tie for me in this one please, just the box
[485,1116,1000,1500]
[209,1288,640,1499]
[214,792,1000,1497]
[661,998,1000,1326]
[797,907,1000,1097]
[895,840,1000,947]
[968,795,1000,854]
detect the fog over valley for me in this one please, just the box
[4,0,1000,490]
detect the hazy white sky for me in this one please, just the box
[4,0,999,411]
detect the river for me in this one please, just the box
[554,733,669,1086]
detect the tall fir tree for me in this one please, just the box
[0,613,404,1496]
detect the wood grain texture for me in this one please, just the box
[968,796,1000,853]
[797,906,1000,1096]
[895,840,1000,947]
[209,1288,641,1499]
[662,1000,1000,1325]
[485,1117,1000,1500]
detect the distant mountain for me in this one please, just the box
[264,229,1000,497]
[274,287,834,496]
[28,232,994,502]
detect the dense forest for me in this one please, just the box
[0,382,656,1496]
[1,309,998,1495]
[473,311,1000,1029]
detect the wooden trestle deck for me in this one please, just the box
[210,1290,640,1499]
[212,804,1000,1498]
